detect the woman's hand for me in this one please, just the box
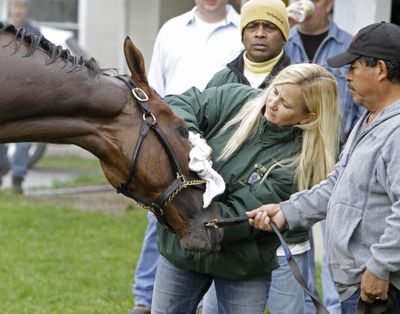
[246,204,287,231]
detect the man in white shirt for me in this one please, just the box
[147,0,243,97]
[129,2,243,314]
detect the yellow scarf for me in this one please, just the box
[243,50,283,75]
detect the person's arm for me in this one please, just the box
[217,166,296,243]
[247,163,340,231]
[165,84,258,136]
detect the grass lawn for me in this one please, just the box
[1,153,324,313]
[0,154,148,314]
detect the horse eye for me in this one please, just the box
[177,126,189,139]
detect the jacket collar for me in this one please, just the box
[227,51,291,89]
[258,114,302,147]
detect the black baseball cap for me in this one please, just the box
[327,22,400,68]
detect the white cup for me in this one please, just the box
[287,0,316,23]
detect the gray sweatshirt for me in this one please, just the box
[281,99,400,301]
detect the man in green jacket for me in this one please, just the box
[206,0,290,90]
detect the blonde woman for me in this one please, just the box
[152,63,340,314]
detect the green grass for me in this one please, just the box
[2,155,324,313]
[0,192,147,314]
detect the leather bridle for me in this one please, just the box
[115,75,206,230]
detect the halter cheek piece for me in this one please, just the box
[115,76,206,231]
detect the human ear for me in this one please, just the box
[298,112,317,125]
[377,60,388,82]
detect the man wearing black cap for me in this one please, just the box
[247,21,400,313]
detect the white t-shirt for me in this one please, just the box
[147,5,243,97]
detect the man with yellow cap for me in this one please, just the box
[207,0,290,90]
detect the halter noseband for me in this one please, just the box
[115,76,205,230]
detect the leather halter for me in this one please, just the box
[115,75,206,230]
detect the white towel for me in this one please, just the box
[188,132,225,208]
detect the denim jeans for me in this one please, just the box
[340,289,360,314]
[0,143,31,178]
[203,251,309,314]
[267,251,309,314]
[306,221,341,314]
[152,256,271,314]
[133,212,159,307]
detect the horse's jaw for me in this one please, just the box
[179,226,223,254]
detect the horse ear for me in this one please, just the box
[123,36,148,84]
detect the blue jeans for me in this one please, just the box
[268,251,309,314]
[203,251,309,314]
[341,288,400,314]
[153,256,271,314]
[133,212,159,307]
[306,221,341,314]
[0,143,31,178]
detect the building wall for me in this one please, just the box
[78,0,127,70]
[334,0,392,35]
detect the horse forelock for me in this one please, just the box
[0,21,101,80]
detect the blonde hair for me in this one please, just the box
[219,63,340,190]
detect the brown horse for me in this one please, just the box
[0,22,223,253]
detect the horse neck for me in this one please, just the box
[0,37,132,156]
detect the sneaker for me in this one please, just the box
[11,176,24,194]
[128,305,151,314]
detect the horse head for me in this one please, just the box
[0,22,223,254]
[100,37,223,253]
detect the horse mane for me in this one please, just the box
[0,21,101,80]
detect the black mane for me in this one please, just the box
[0,21,100,79]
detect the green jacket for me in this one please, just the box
[160,83,307,280]
[206,51,291,90]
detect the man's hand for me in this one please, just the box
[246,204,286,231]
[360,268,389,304]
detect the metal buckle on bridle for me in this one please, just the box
[143,112,156,123]
[205,217,249,229]
[132,87,149,101]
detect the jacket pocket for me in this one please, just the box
[327,204,364,285]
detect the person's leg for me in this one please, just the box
[305,231,318,314]
[267,251,309,314]
[320,220,342,314]
[0,144,10,180]
[152,255,211,314]
[340,289,359,314]
[132,213,159,310]
[11,142,31,178]
[208,273,271,314]
[11,142,31,192]
[202,281,218,314]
